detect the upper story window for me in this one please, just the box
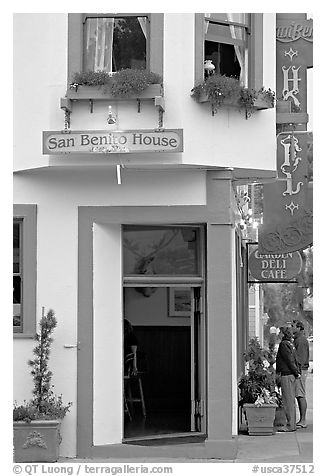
[84,15,148,73]
[204,13,249,86]
[68,14,163,83]
[195,13,263,91]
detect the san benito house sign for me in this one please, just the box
[43,129,183,154]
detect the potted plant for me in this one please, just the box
[191,73,275,118]
[67,68,163,100]
[238,337,280,435]
[13,309,72,462]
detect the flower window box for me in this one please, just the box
[191,74,275,118]
[196,91,274,111]
[66,83,163,101]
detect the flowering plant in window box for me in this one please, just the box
[13,309,72,462]
[67,69,163,100]
[191,74,275,118]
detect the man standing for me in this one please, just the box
[292,320,310,428]
[276,327,301,432]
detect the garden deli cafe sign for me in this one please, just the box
[43,129,183,155]
[248,244,302,283]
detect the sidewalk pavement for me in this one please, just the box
[235,420,313,463]
[61,372,313,464]
[235,370,313,463]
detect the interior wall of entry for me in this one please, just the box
[93,223,123,445]
[124,288,191,327]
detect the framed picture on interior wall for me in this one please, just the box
[168,287,191,317]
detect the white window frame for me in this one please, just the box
[204,14,250,86]
[68,13,164,84]
[83,14,149,73]
[13,205,37,337]
[195,13,263,91]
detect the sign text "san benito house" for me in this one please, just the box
[43,130,183,154]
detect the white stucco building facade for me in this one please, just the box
[13,13,277,459]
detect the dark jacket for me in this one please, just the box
[293,334,309,371]
[276,338,300,377]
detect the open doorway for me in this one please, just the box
[123,285,204,440]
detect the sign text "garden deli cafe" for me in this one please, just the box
[247,244,302,283]
[43,129,183,155]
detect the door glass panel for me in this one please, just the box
[123,226,200,276]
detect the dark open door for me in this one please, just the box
[191,286,205,432]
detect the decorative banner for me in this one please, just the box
[248,244,302,283]
[263,132,308,225]
[276,19,313,44]
[43,129,183,154]
[258,208,312,254]
[259,14,313,255]
[259,132,312,254]
[276,17,313,113]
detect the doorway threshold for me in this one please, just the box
[123,432,206,446]
[89,434,237,459]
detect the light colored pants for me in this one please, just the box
[281,374,296,430]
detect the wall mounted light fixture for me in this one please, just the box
[107,105,117,125]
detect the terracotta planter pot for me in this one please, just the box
[13,420,61,462]
[244,403,277,436]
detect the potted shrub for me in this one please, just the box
[238,337,280,435]
[13,309,72,462]
[67,69,163,100]
[191,73,275,118]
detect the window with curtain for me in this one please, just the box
[84,15,148,72]
[204,13,249,86]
